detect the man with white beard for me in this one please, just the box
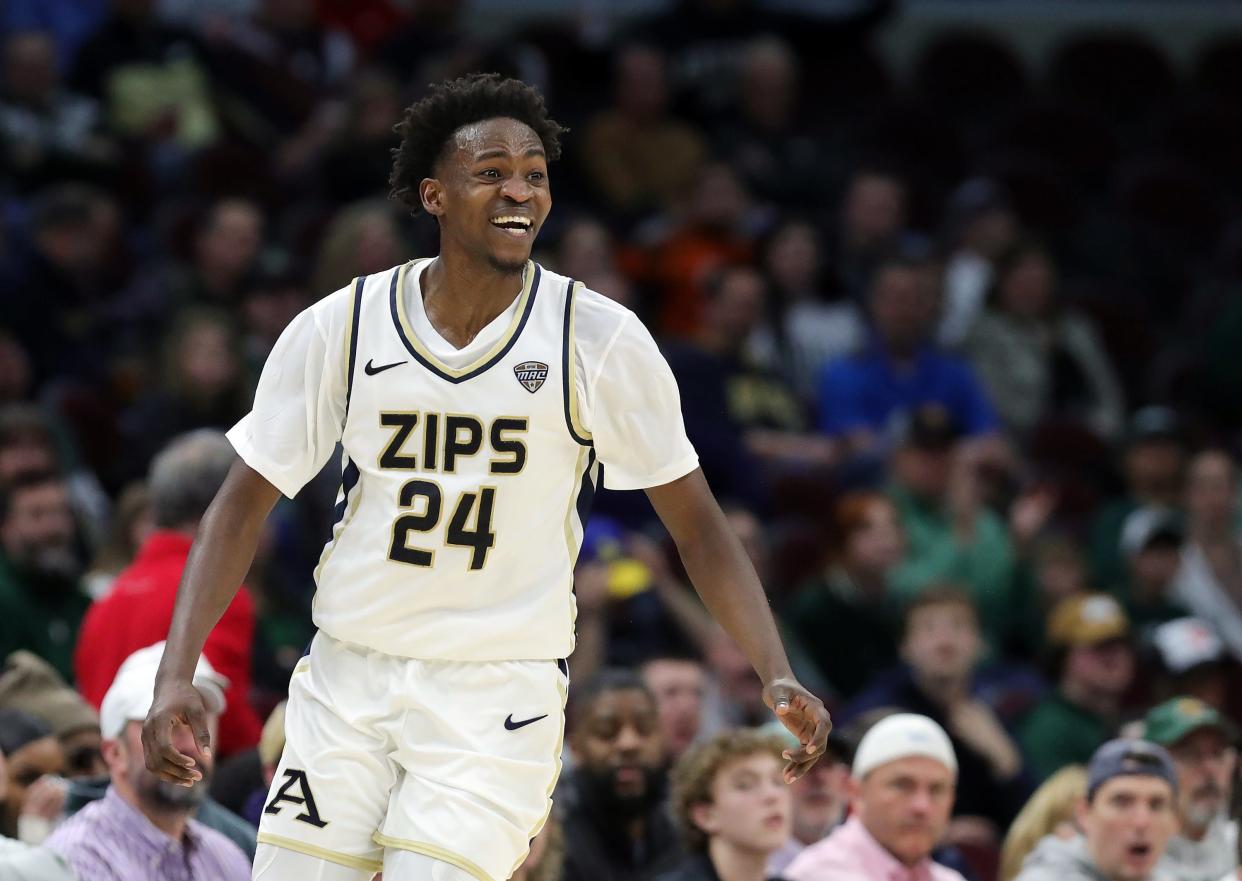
[1143,698,1238,881]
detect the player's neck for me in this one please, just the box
[421,253,526,350]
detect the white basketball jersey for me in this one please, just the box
[228,258,698,662]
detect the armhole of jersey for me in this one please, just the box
[317,276,366,588]
[562,279,593,447]
[343,275,366,416]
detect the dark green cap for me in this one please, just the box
[1143,697,1237,747]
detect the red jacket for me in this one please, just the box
[74,531,262,756]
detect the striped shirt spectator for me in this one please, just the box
[46,643,249,880]
[46,786,250,881]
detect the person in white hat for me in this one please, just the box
[44,642,250,881]
[785,713,967,881]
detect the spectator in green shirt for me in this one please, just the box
[1017,594,1135,781]
[786,490,906,702]
[0,471,90,683]
[885,405,1018,653]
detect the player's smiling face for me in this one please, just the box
[432,117,550,274]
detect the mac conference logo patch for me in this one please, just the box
[514,361,549,393]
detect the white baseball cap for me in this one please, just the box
[852,713,958,780]
[1151,617,1225,675]
[99,641,229,739]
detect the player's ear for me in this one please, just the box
[421,178,445,217]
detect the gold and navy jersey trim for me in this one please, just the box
[575,447,598,531]
[331,457,360,527]
[344,275,366,414]
[320,275,367,584]
[388,260,541,383]
[315,453,360,585]
[564,444,600,574]
[561,279,592,446]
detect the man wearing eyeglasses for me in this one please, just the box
[1143,698,1238,881]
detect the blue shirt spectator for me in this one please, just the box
[818,341,998,439]
[816,254,999,455]
[1,0,107,72]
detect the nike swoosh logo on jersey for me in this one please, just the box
[504,713,548,731]
[364,358,407,376]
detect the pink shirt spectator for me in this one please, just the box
[784,817,967,881]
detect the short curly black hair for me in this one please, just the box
[389,73,566,215]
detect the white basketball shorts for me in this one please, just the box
[255,632,568,881]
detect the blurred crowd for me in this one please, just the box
[4,0,1242,879]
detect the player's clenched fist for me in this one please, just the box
[764,678,833,783]
[142,678,212,787]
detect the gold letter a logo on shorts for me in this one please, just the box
[264,769,329,828]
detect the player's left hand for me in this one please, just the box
[764,678,832,784]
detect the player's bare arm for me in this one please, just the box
[142,461,280,784]
[645,468,831,781]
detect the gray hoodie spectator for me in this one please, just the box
[1015,739,1180,881]
[1015,835,1120,881]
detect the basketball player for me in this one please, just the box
[142,74,830,881]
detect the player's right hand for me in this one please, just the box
[142,678,212,786]
[764,677,832,783]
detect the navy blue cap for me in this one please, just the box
[1087,738,1178,800]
